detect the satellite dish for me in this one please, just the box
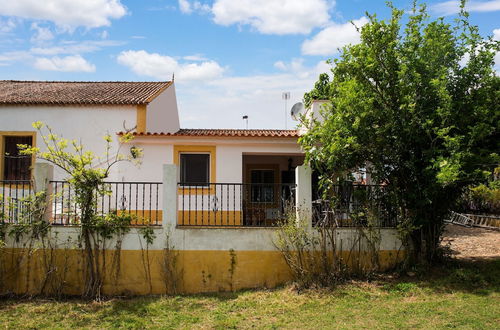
[290,102,304,121]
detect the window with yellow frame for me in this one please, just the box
[173,145,216,194]
[0,132,36,181]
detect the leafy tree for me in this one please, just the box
[300,1,499,263]
[20,122,142,298]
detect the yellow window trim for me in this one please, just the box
[136,104,147,133]
[0,131,37,182]
[174,145,216,195]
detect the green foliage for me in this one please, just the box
[139,224,156,246]
[18,122,144,299]
[93,212,133,240]
[465,182,500,214]
[4,191,50,242]
[303,72,333,108]
[300,1,499,262]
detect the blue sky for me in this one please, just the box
[0,0,499,130]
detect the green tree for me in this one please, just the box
[20,122,142,298]
[300,1,499,263]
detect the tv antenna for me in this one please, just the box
[282,92,290,129]
[242,115,248,129]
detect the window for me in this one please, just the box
[180,153,210,186]
[3,136,33,180]
[250,169,275,203]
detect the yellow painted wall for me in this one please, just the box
[0,248,404,296]
[116,210,163,225]
[177,210,242,226]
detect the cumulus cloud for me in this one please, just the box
[211,0,332,35]
[431,0,500,15]
[117,50,225,82]
[34,54,96,72]
[301,17,368,56]
[0,0,127,30]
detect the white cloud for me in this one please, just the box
[493,28,500,40]
[274,61,287,71]
[183,54,208,61]
[211,0,332,35]
[0,51,32,65]
[0,17,18,33]
[117,50,225,82]
[302,17,368,56]
[0,0,127,30]
[178,0,211,14]
[115,49,333,128]
[431,0,500,15]
[30,23,54,44]
[34,54,95,72]
[30,40,124,55]
[175,59,332,129]
[178,0,192,14]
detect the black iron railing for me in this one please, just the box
[312,184,398,228]
[0,180,33,223]
[177,182,296,227]
[50,181,163,226]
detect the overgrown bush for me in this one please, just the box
[460,182,500,215]
[274,205,386,289]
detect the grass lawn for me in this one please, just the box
[0,259,499,329]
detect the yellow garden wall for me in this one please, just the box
[0,248,403,296]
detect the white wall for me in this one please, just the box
[0,105,137,181]
[146,83,180,134]
[130,136,303,184]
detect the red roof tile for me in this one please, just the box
[0,80,172,105]
[123,129,299,138]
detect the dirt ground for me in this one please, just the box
[441,224,500,260]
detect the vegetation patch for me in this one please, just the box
[0,259,498,329]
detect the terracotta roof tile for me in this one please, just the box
[0,80,172,105]
[123,129,299,138]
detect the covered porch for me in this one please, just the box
[177,153,305,227]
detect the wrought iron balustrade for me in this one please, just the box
[177,182,296,227]
[312,184,398,228]
[0,180,33,223]
[50,181,162,226]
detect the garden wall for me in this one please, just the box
[0,165,405,296]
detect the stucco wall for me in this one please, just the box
[146,82,180,134]
[0,105,137,181]
[0,164,405,296]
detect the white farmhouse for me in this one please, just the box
[0,80,304,227]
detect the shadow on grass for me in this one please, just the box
[382,257,500,296]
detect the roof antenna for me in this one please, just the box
[282,92,290,129]
[172,73,175,82]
